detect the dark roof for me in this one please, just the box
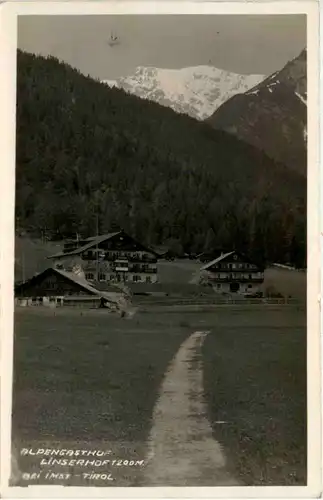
[48,230,159,259]
[83,233,119,242]
[48,232,121,259]
[15,267,122,300]
[151,245,169,257]
[201,252,235,270]
[90,280,124,293]
[201,251,265,271]
[197,249,229,260]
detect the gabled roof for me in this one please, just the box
[90,280,124,293]
[48,232,121,259]
[201,251,265,271]
[200,251,235,271]
[84,233,119,242]
[151,245,169,257]
[54,268,107,296]
[15,267,122,301]
[197,248,227,258]
[48,230,159,259]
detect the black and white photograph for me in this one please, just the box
[0,1,321,497]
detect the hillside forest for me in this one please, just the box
[16,50,307,267]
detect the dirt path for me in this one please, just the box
[144,331,239,486]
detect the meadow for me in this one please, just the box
[12,304,306,486]
[203,307,307,486]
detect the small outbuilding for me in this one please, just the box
[14,267,123,309]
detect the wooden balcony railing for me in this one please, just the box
[81,253,157,263]
[209,276,264,283]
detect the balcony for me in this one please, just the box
[127,255,157,263]
[212,265,262,272]
[209,276,264,283]
[81,252,157,264]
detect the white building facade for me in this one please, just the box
[201,251,265,295]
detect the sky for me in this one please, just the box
[18,15,306,80]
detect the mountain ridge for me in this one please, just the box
[206,49,307,175]
[102,65,265,120]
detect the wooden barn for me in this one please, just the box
[14,267,123,309]
[200,251,265,295]
[48,229,159,285]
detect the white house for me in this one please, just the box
[200,250,265,295]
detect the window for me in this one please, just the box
[85,273,94,280]
[216,284,221,289]
[233,254,238,261]
[146,276,152,283]
[98,273,106,281]
[248,284,252,288]
[133,275,141,282]
[249,274,252,280]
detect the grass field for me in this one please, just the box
[12,304,306,486]
[12,309,192,443]
[12,309,194,485]
[202,308,307,486]
[264,267,306,301]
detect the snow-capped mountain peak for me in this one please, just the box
[102,65,265,120]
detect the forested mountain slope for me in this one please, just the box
[207,49,307,176]
[16,50,306,266]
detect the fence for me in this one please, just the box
[134,296,301,305]
[137,297,304,313]
[273,263,306,273]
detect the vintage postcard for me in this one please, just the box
[0,1,321,498]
